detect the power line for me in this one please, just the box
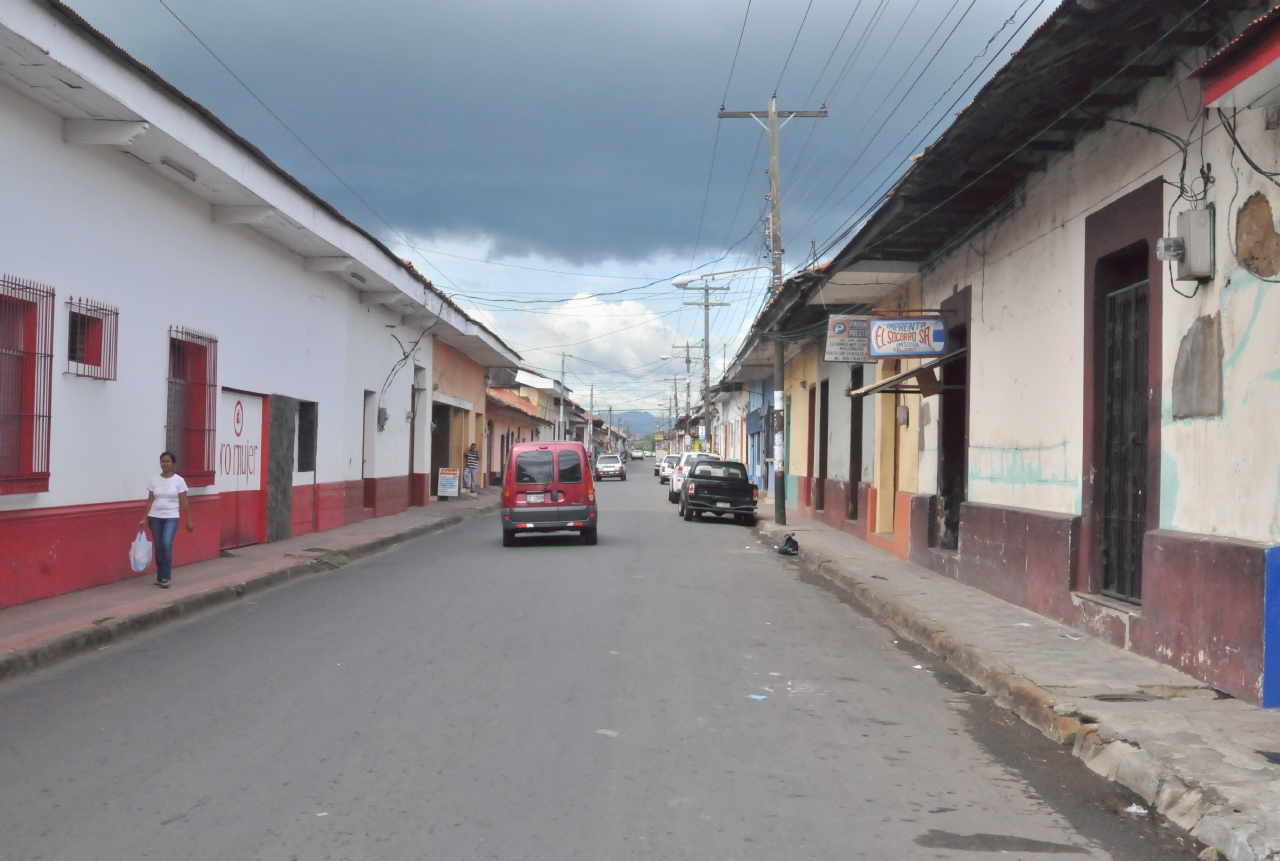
[153,0,481,303]
[775,0,815,94]
[721,0,754,107]
[813,1,1217,268]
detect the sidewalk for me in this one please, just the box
[0,490,500,683]
[756,511,1280,861]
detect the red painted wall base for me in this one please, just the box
[0,473,423,612]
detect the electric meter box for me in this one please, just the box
[1176,207,1214,281]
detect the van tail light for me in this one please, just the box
[503,485,513,507]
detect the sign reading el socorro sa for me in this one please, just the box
[868,317,947,358]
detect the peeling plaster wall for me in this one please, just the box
[918,66,1280,544]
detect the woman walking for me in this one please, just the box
[138,451,194,588]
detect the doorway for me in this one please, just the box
[806,385,817,508]
[1099,276,1150,602]
[848,366,864,520]
[430,403,451,496]
[816,380,829,511]
[937,287,971,549]
[362,390,376,509]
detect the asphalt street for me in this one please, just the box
[0,473,1198,860]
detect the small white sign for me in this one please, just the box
[868,317,947,358]
[824,315,870,363]
[437,467,460,497]
[698,424,706,440]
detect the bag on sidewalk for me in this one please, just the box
[775,533,799,556]
[129,530,153,573]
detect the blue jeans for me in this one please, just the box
[463,466,478,491]
[148,516,179,582]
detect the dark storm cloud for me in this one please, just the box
[68,0,1052,265]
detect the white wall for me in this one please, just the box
[0,81,430,510]
[917,66,1280,543]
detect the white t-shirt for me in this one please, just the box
[147,474,189,519]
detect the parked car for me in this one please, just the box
[678,459,758,524]
[668,451,720,503]
[657,455,678,482]
[501,441,597,546]
[594,453,626,480]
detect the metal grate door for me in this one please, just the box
[1100,280,1149,602]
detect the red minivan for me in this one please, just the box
[501,441,599,546]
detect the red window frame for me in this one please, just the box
[166,327,218,487]
[66,296,119,380]
[0,275,55,494]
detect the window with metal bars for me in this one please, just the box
[0,275,54,494]
[166,327,218,487]
[66,297,118,380]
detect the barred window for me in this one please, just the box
[0,275,54,494]
[66,297,119,380]
[167,327,218,487]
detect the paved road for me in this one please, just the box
[0,476,1195,860]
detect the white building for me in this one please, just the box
[0,0,517,609]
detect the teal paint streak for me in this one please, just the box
[1223,273,1267,373]
[785,474,799,511]
[968,442,1081,514]
[1160,446,1180,530]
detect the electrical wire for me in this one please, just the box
[775,0,815,94]
[810,1,1216,267]
[152,0,524,317]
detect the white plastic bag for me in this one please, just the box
[130,530,152,573]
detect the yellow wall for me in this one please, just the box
[785,344,820,477]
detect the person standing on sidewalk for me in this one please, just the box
[138,451,194,588]
[463,443,480,493]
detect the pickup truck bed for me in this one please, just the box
[681,461,757,523]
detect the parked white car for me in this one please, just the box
[657,454,678,482]
[668,451,720,502]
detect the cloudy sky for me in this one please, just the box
[69,0,1056,418]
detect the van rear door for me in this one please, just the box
[555,448,591,523]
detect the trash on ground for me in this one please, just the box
[596,729,618,737]
[747,694,768,701]
[913,665,924,670]
[316,812,328,817]
[774,533,799,556]
[1123,803,1147,815]
[1013,622,1033,627]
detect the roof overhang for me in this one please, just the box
[1195,6,1280,108]
[806,261,917,307]
[0,0,519,368]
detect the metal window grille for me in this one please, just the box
[66,297,119,380]
[166,326,218,487]
[0,275,54,494]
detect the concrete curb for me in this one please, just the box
[0,499,500,685]
[756,519,1277,861]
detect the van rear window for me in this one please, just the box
[515,450,554,484]
[557,450,583,483]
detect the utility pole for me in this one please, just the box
[607,406,613,452]
[558,352,566,441]
[677,284,728,455]
[719,95,824,525]
[672,377,679,454]
[588,384,594,456]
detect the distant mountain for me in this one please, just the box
[608,411,657,436]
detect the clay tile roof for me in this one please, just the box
[486,388,551,424]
